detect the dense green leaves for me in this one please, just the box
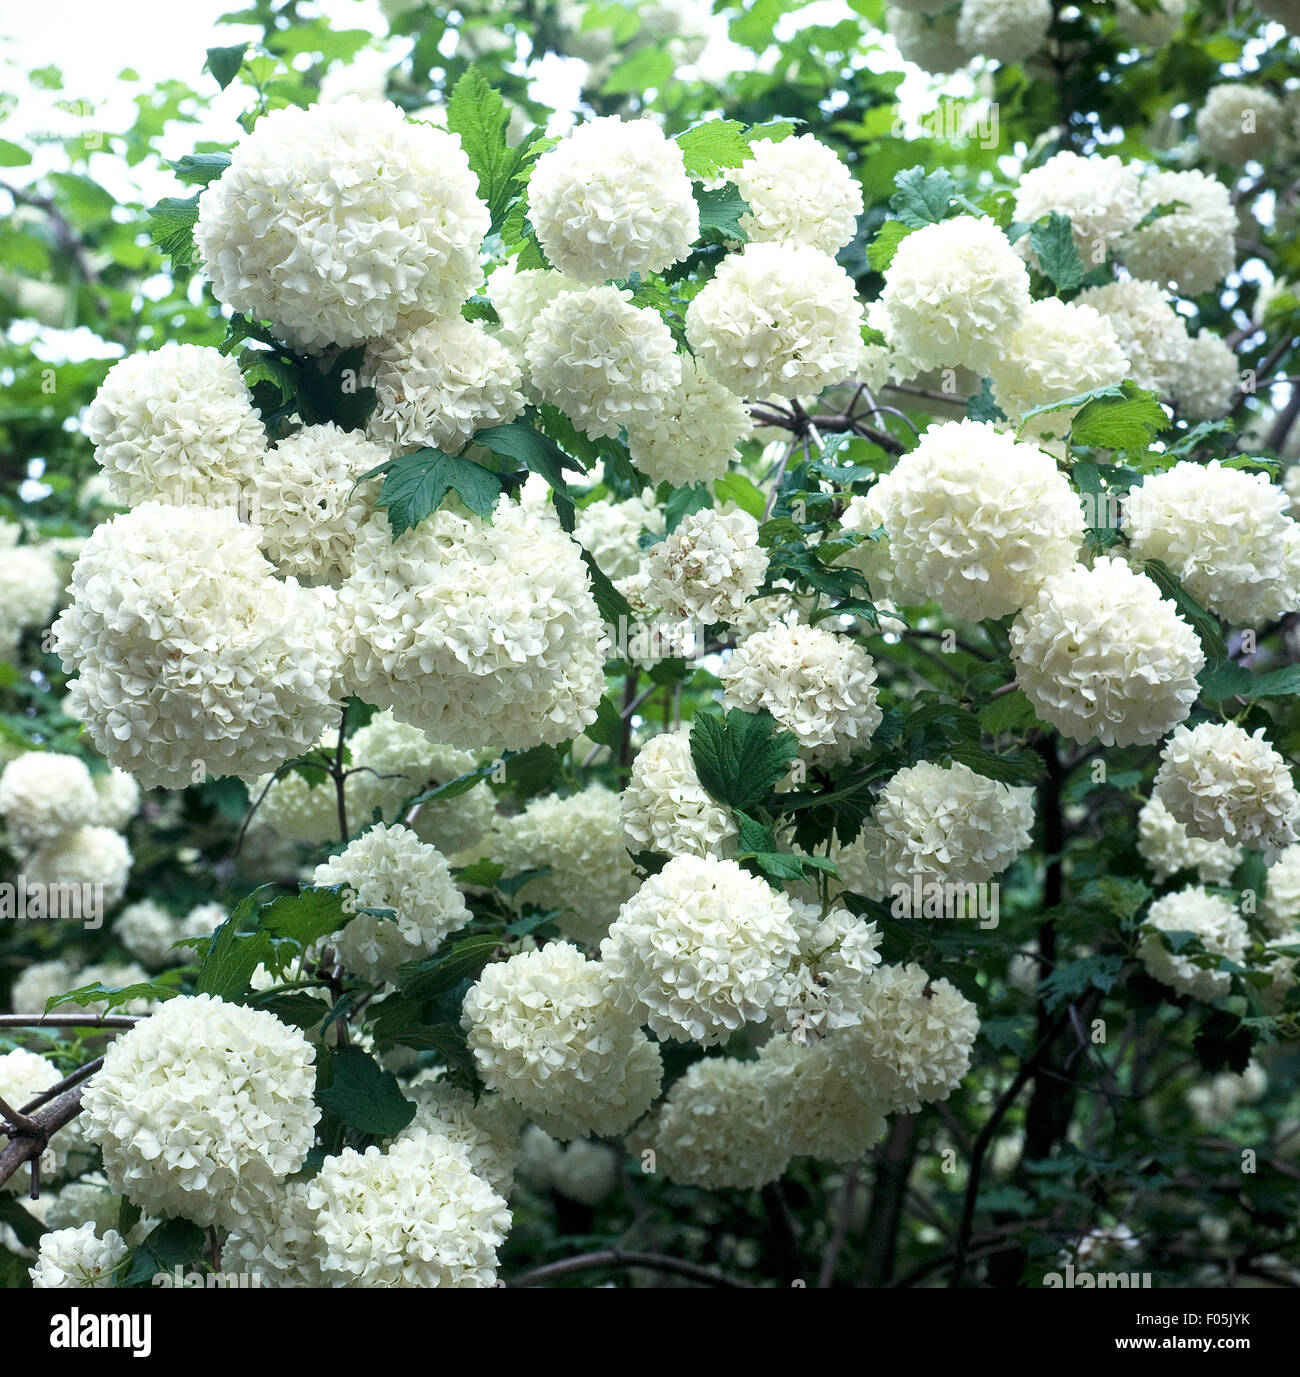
[690,709,800,813]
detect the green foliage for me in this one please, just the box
[374,448,504,535]
[690,709,800,813]
[318,1046,416,1137]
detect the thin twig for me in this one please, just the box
[508,1249,751,1288]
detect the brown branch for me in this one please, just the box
[0,1013,139,1029]
[508,1249,751,1288]
[0,1084,87,1193]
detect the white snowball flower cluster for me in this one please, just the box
[1121,169,1236,297]
[528,117,698,282]
[1077,280,1190,397]
[10,959,78,1016]
[0,751,99,847]
[196,98,489,352]
[1014,152,1142,264]
[1172,332,1239,420]
[601,854,801,1045]
[312,823,471,983]
[84,344,266,508]
[1195,84,1284,165]
[757,1035,888,1162]
[1010,557,1205,747]
[252,424,387,586]
[1186,1062,1267,1128]
[42,1173,149,1240]
[1137,795,1242,886]
[29,1224,127,1289]
[362,317,525,455]
[644,508,767,626]
[888,8,969,74]
[526,285,681,439]
[621,728,737,859]
[225,1178,324,1288]
[340,497,606,750]
[80,994,319,1230]
[628,1056,790,1190]
[0,1048,68,1191]
[26,825,132,909]
[92,768,140,830]
[875,216,1030,373]
[307,1130,510,1288]
[488,785,638,946]
[1261,844,1300,936]
[462,941,663,1138]
[837,488,923,605]
[485,260,585,353]
[769,901,883,1042]
[1138,887,1249,1001]
[1154,722,1300,855]
[625,355,751,487]
[685,242,864,399]
[0,540,61,658]
[398,1075,522,1199]
[957,0,1052,63]
[1115,0,1184,44]
[871,419,1084,618]
[721,621,882,766]
[732,134,863,255]
[988,299,1129,431]
[55,502,342,789]
[518,1128,620,1205]
[115,899,185,968]
[574,491,664,582]
[1122,460,1300,627]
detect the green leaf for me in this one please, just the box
[1249,665,1300,698]
[376,448,503,536]
[603,45,674,94]
[167,152,232,186]
[664,481,713,532]
[865,219,917,272]
[890,166,954,227]
[690,709,800,812]
[1028,212,1085,291]
[1197,661,1253,702]
[1069,382,1168,451]
[676,119,753,179]
[713,472,765,520]
[694,182,750,244]
[734,810,777,855]
[318,1046,416,1137]
[978,690,1042,736]
[206,44,247,90]
[473,419,585,531]
[296,344,377,430]
[585,694,624,752]
[405,757,502,810]
[120,1219,206,1288]
[0,139,32,168]
[195,887,277,1003]
[580,550,633,627]
[1141,558,1226,666]
[445,67,533,234]
[249,990,329,1030]
[147,192,201,270]
[398,933,502,1001]
[258,886,350,949]
[0,1198,46,1250]
[48,979,182,1013]
[946,740,1045,785]
[1039,955,1126,1012]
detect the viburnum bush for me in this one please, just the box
[3,0,1300,1294]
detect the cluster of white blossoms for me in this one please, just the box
[732,134,864,255]
[1115,0,1185,44]
[1010,557,1205,747]
[574,492,664,582]
[340,495,606,750]
[1138,887,1250,1001]
[1186,1062,1267,1129]
[1136,795,1242,886]
[887,8,968,75]
[956,0,1051,64]
[0,1048,73,1191]
[196,98,489,351]
[644,508,767,625]
[0,523,62,659]
[870,420,1084,619]
[55,502,341,789]
[769,901,883,1042]
[29,1224,127,1289]
[757,1034,889,1163]
[601,854,801,1045]
[1123,461,1300,627]
[1077,281,1193,399]
[488,785,638,946]
[462,942,663,1138]
[624,354,751,488]
[1261,844,1300,936]
[1014,153,1142,264]
[22,823,133,911]
[620,728,738,859]
[0,751,136,848]
[721,620,881,765]
[1173,331,1241,421]
[1122,169,1236,298]
[517,1127,620,1206]
[80,994,320,1230]
[1154,722,1300,856]
[398,1075,523,1199]
[312,823,471,983]
[1195,83,1284,166]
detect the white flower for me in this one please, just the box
[252,424,387,586]
[196,98,488,352]
[733,134,863,255]
[721,621,882,766]
[574,492,664,582]
[0,751,98,848]
[1115,0,1184,44]
[988,299,1129,432]
[1138,887,1249,1001]
[92,769,140,831]
[1172,331,1239,421]
[42,1174,151,1241]
[1154,721,1299,855]
[1195,84,1284,165]
[1123,460,1300,627]
[1121,169,1236,297]
[644,507,767,626]
[1185,1062,1266,1128]
[0,543,61,658]
[0,1048,67,1192]
[627,1057,791,1189]
[769,901,883,1042]
[115,900,184,969]
[871,419,1084,618]
[888,8,969,74]
[837,488,924,605]
[26,825,131,909]
[758,1034,889,1162]
[1077,279,1190,397]
[256,751,348,846]
[685,242,864,399]
[397,1074,522,1199]
[1010,557,1205,746]
[1262,844,1300,936]
[363,317,525,455]
[875,216,1030,374]
[600,854,801,1045]
[307,1130,510,1287]
[340,497,607,751]
[11,959,78,1016]
[541,1135,621,1206]
[1014,152,1142,264]
[84,344,266,508]
[81,995,319,1231]
[485,260,585,352]
[957,0,1051,63]
[55,503,342,790]
[621,728,737,859]
[528,117,697,282]
[488,785,638,946]
[225,1178,324,1288]
[29,1224,127,1289]
[625,355,751,488]
[462,941,663,1138]
[526,285,681,439]
[1137,795,1242,886]
[313,823,470,983]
